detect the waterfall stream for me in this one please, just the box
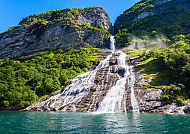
[96,37,139,113]
[26,36,139,113]
[110,36,115,52]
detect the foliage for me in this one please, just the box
[133,40,190,105]
[0,47,101,108]
[115,0,190,46]
[161,84,188,106]
[2,24,27,34]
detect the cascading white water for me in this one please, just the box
[110,36,115,52]
[128,68,140,112]
[51,54,113,111]
[97,50,127,113]
[26,52,113,111]
[26,36,139,113]
[96,77,127,113]
[96,36,139,113]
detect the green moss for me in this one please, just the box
[75,25,82,30]
[83,23,100,32]
[139,83,152,89]
[25,17,50,25]
[83,6,99,11]
[35,9,62,17]
[160,84,189,106]
[71,8,79,14]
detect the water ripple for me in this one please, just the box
[1,111,190,134]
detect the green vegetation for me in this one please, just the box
[18,6,102,27]
[127,39,190,105]
[0,47,101,108]
[2,24,27,34]
[115,0,190,46]
[117,1,190,105]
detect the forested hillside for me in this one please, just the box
[0,47,101,109]
[114,0,190,47]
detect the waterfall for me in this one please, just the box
[110,36,115,52]
[26,36,139,113]
[96,77,127,113]
[96,50,127,113]
[51,54,112,111]
[96,36,139,113]
[128,68,139,112]
[26,53,112,111]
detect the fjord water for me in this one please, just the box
[1,111,190,134]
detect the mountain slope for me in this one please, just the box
[113,0,190,106]
[114,0,190,47]
[0,47,102,109]
[0,7,111,58]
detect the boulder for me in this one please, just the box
[184,104,190,114]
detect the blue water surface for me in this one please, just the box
[0,111,190,134]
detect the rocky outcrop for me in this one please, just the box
[76,65,122,112]
[0,7,111,58]
[130,56,186,114]
[133,11,154,22]
[135,87,185,114]
[184,104,190,114]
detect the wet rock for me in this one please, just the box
[25,52,126,112]
[184,104,190,114]
[109,58,117,65]
[129,55,187,114]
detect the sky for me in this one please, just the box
[0,0,139,32]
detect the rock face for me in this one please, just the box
[184,104,190,113]
[115,0,190,31]
[114,0,190,46]
[130,56,186,114]
[135,87,185,114]
[0,7,111,58]
[133,11,154,22]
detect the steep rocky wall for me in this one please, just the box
[114,0,190,32]
[0,7,111,58]
[129,56,186,114]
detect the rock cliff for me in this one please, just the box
[0,7,111,58]
[130,55,186,114]
[114,0,190,47]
